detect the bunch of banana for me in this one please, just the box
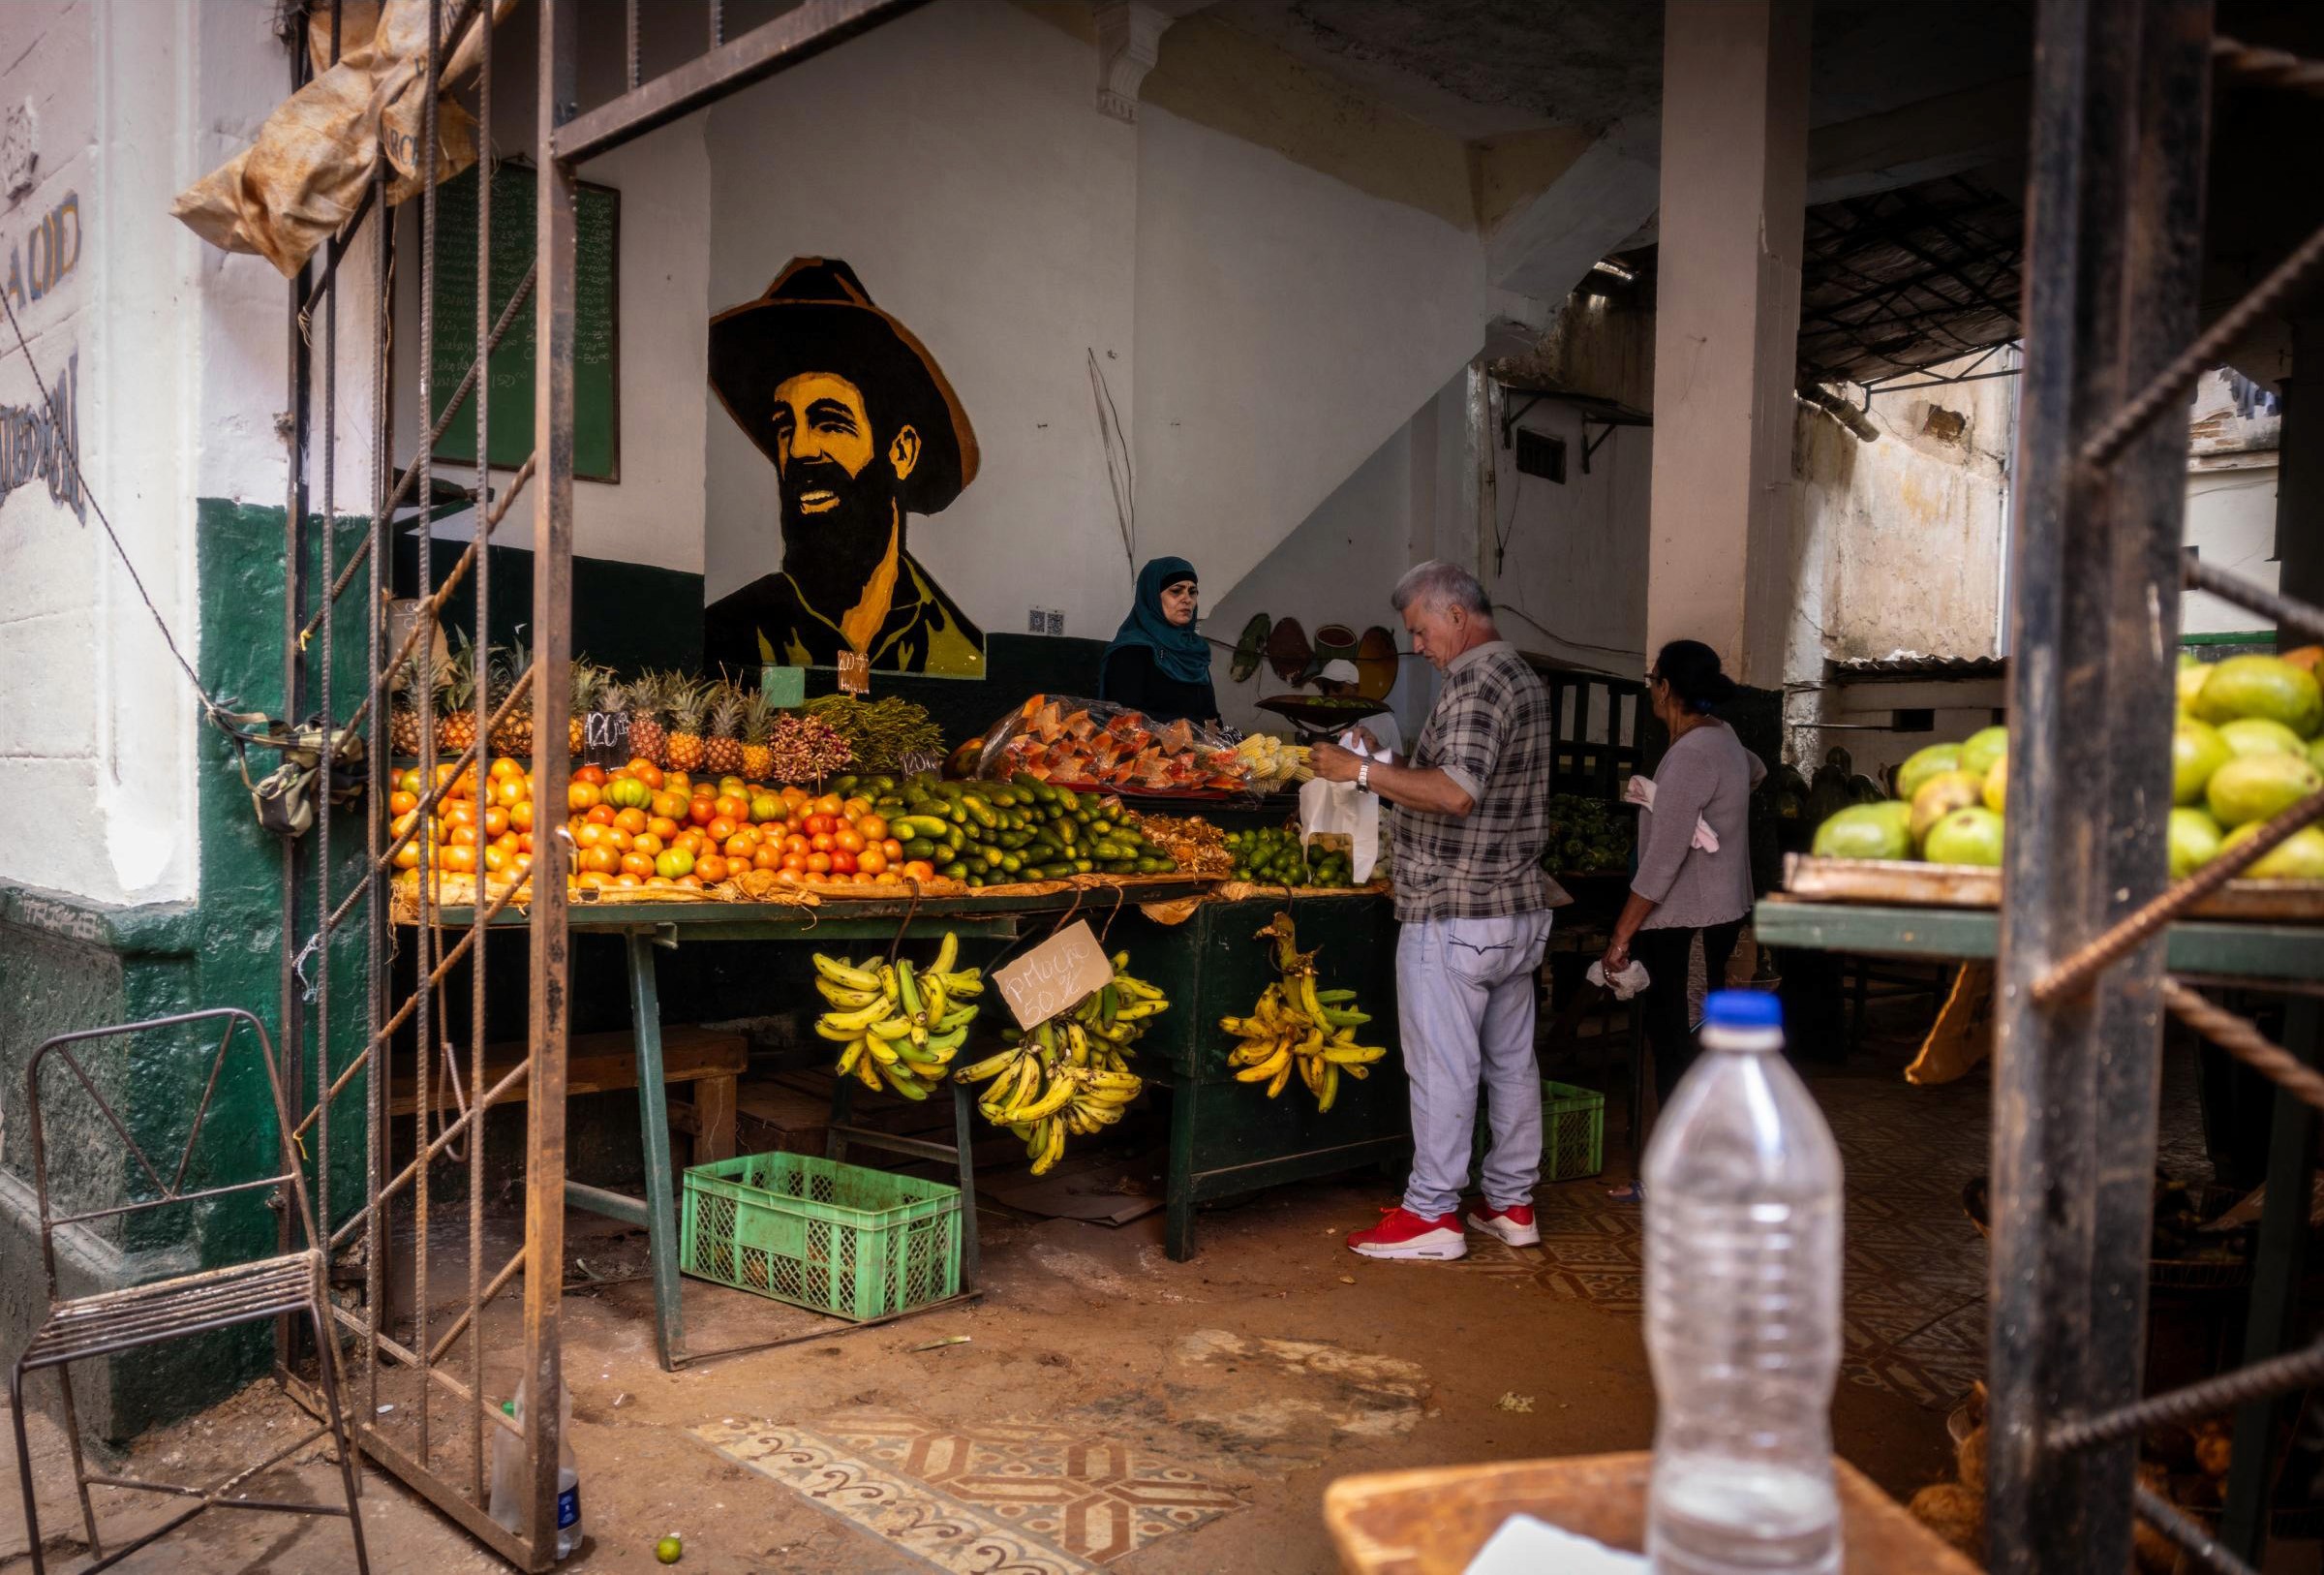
[1220,911,1385,1111]
[955,952,1171,1174]
[813,931,985,1101]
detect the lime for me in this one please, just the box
[1895,743,1964,803]
[1923,806,2005,867]
[1983,757,2007,814]
[2217,717,2307,759]
[2206,752,2324,828]
[2166,808,2222,880]
[2222,823,2324,880]
[1909,771,1986,845]
[2171,718,2231,806]
[657,1534,684,1564]
[1811,801,1912,861]
[2195,655,2324,738]
[1959,726,2010,780]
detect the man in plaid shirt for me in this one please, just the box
[1311,561,1565,1261]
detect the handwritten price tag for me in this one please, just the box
[837,651,872,696]
[994,919,1114,1031]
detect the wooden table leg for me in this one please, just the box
[625,929,686,1371]
[952,1080,980,1292]
[695,1075,737,1164]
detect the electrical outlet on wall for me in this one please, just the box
[1027,607,1064,635]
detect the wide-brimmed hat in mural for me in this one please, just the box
[706,258,980,515]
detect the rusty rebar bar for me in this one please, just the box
[2049,1338,2324,1451]
[2033,786,2324,1003]
[2186,554,2324,648]
[2133,1482,2262,1575]
[2163,979,2324,1115]
[2213,35,2324,98]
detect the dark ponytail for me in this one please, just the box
[1654,639,1737,715]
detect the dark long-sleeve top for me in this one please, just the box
[1632,721,1764,930]
[1098,645,1219,726]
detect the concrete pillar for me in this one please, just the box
[2278,316,2324,617]
[1644,0,1811,684]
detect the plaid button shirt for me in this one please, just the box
[1387,640,1567,923]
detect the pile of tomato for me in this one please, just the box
[389,757,943,893]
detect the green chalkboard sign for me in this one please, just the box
[428,161,620,481]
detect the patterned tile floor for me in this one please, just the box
[695,1408,1244,1575]
[1451,1047,2211,1411]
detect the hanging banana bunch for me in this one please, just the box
[812,931,985,1101]
[1220,911,1385,1111]
[956,951,1170,1174]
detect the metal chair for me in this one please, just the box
[10,1008,368,1573]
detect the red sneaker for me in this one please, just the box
[1347,1206,1467,1261]
[1465,1202,1540,1247]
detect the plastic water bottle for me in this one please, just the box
[488,1380,583,1559]
[1644,991,1842,1575]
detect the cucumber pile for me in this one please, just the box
[844,771,1180,886]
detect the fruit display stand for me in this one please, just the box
[1108,887,1408,1261]
[411,880,1212,1368]
[1755,871,2324,1557]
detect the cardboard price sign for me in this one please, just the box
[837,650,872,696]
[994,919,1114,1030]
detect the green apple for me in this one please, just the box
[1910,771,1987,845]
[1895,743,1964,803]
[1923,806,2005,867]
[1812,801,1913,861]
[1959,725,2010,780]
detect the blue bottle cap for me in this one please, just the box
[1703,989,1782,1030]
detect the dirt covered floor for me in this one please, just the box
[4,1029,2041,1574]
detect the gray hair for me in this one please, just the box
[1391,560,1492,616]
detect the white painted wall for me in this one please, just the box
[2183,462,2281,635]
[1482,397,1651,673]
[0,1,286,907]
[701,1,1140,637]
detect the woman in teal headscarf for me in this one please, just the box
[1100,557,1220,725]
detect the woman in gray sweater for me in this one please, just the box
[1605,640,1764,1110]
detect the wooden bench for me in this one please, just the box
[388,1026,746,1164]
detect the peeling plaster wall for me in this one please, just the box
[2184,464,2281,635]
[0,1,288,907]
[1782,356,2015,773]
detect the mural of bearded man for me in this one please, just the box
[704,258,986,676]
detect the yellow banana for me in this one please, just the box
[1318,1062,1339,1112]
[1343,1063,1371,1081]
[958,1047,1020,1083]
[1265,1054,1294,1098]
[823,995,896,1035]
[931,931,960,977]
[877,1058,932,1100]
[869,1015,915,1041]
[864,1035,901,1066]
[837,1039,865,1075]
[1236,1046,1291,1083]
[816,979,882,1009]
[1322,1043,1386,1065]
[1014,1069,1077,1123]
[813,952,880,991]
[856,1050,882,1092]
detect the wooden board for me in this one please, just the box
[1786,854,2324,922]
[1323,1451,1978,1575]
[386,1025,745,1117]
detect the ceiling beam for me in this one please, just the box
[1485,117,1661,301]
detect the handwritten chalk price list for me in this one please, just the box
[994,920,1116,1031]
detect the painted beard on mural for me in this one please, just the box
[704,258,986,677]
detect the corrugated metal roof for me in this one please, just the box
[1831,655,2006,679]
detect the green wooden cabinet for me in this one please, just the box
[1112,892,1409,1258]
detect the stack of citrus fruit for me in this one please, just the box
[564,759,930,892]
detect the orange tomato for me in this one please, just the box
[443,800,477,827]
[695,853,729,882]
[579,847,618,874]
[677,829,706,854]
[389,789,419,816]
[677,874,704,890]
[808,851,835,875]
[393,843,420,870]
[664,772,691,795]
[491,757,524,781]
[586,804,616,825]
[782,833,811,856]
[568,781,601,812]
[626,760,664,788]
[776,869,804,887]
[613,806,648,835]
[483,806,510,838]
[646,875,675,889]
[390,810,421,839]
[396,767,424,795]
[615,872,643,887]
[575,762,609,787]
[651,791,688,821]
[449,824,478,847]
[688,797,717,827]
[574,822,609,849]
[809,832,836,854]
[516,833,534,854]
[514,851,533,876]
[724,833,756,860]
[632,832,664,857]
[483,845,511,874]
[608,827,635,853]
[620,852,655,878]
[442,846,477,873]
[857,848,888,876]
[707,817,739,843]
[753,846,783,871]
[881,838,902,862]
[831,849,858,875]
[834,827,866,855]
[647,815,680,842]
[804,814,836,838]
[855,815,888,843]
[510,799,535,833]
[812,794,844,818]
[841,797,873,820]
[713,794,748,822]
[902,860,937,882]
[495,776,526,807]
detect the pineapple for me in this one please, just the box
[388,646,430,758]
[740,688,775,783]
[488,635,535,759]
[626,672,667,766]
[567,660,602,757]
[663,678,709,774]
[703,683,746,777]
[435,634,479,757]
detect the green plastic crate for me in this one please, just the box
[1469,1079,1606,1185]
[680,1152,960,1321]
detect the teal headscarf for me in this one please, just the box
[1104,557,1211,685]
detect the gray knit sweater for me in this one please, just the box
[1631,722,1764,931]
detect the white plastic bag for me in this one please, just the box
[1295,730,1383,883]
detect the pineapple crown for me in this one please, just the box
[706,682,745,737]
[599,676,631,717]
[439,632,479,707]
[569,658,603,709]
[664,675,708,732]
[490,635,535,717]
[741,687,774,746]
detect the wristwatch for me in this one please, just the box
[1358,762,1371,791]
